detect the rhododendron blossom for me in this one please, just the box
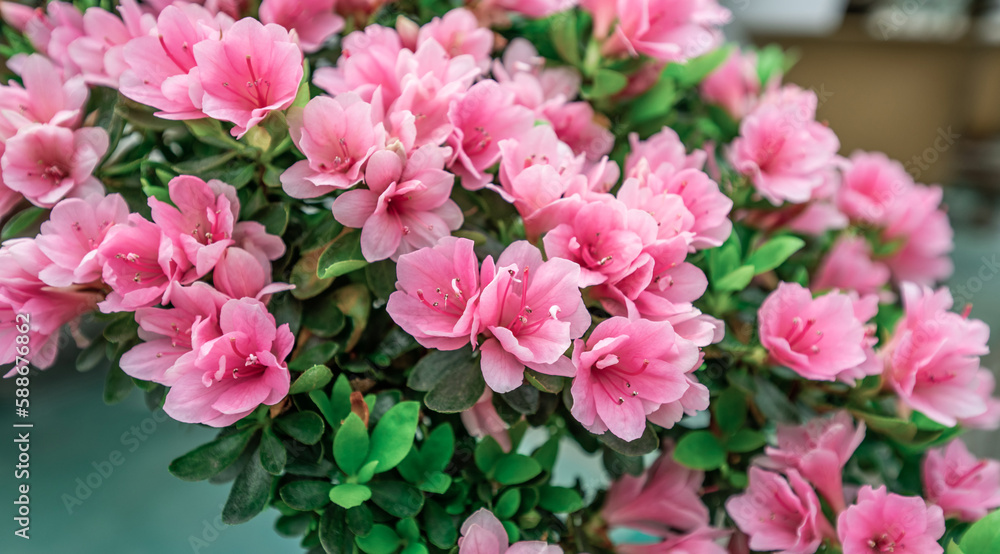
[459,509,563,554]
[922,439,1000,522]
[259,0,344,53]
[34,193,129,287]
[837,486,944,554]
[149,175,238,276]
[570,317,698,441]
[0,53,87,138]
[1,124,107,208]
[726,468,833,554]
[701,47,761,119]
[812,235,891,298]
[585,0,731,63]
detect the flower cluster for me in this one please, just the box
[2,0,999,553]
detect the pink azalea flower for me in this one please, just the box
[313,25,405,101]
[281,93,386,198]
[34,193,129,287]
[813,235,891,298]
[961,370,1000,431]
[570,317,698,441]
[761,411,866,514]
[233,220,287,266]
[542,101,615,162]
[387,237,482,350]
[492,38,582,115]
[259,0,344,53]
[836,151,914,225]
[68,1,156,88]
[1,124,107,208]
[700,47,761,120]
[194,17,304,137]
[616,528,729,554]
[881,184,954,286]
[213,246,291,300]
[729,85,840,205]
[836,486,944,554]
[18,1,85,73]
[0,240,102,374]
[602,445,710,534]
[0,53,87,139]
[923,439,1000,522]
[584,0,730,63]
[758,282,873,382]
[459,509,563,554]
[447,80,535,190]
[625,127,707,177]
[0,1,36,31]
[149,175,238,276]
[332,146,462,262]
[460,390,512,452]
[97,214,196,313]
[163,297,293,427]
[418,8,493,67]
[119,4,233,120]
[477,241,590,393]
[882,283,990,427]
[120,282,228,385]
[726,468,834,554]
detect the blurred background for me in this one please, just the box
[5,0,1000,552]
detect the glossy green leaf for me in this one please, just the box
[959,508,1000,553]
[369,481,425,518]
[274,411,325,445]
[367,401,419,473]
[494,488,521,520]
[335,413,369,475]
[714,388,747,434]
[674,431,727,470]
[494,455,542,485]
[259,426,287,475]
[746,236,806,275]
[222,449,273,524]
[318,230,368,279]
[289,365,334,395]
[725,429,767,453]
[355,524,401,554]
[538,486,583,513]
[319,505,354,554]
[280,480,332,511]
[169,427,257,481]
[329,483,372,509]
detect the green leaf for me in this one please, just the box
[959,508,1000,553]
[320,505,355,554]
[532,436,560,473]
[223,449,273,524]
[76,338,108,373]
[588,68,628,98]
[424,500,458,548]
[539,486,583,513]
[369,481,425,518]
[714,388,747,434]
[276,512,313,538]
[501,385,540,415]
[290,365,334,395]
[253,203,290,236]
[1,207,47,241]
[674,431,727,470]
[422,424,455,473]
[423,354,485,414]
[274,411,325,445]
[475,436,505,476]
[103,365,134,405]
[853,411,918,442]
[280,480,333,511]
[335,413,369,475]
[494,455,542,485]
[494,488,521,520]
[408,346,475,391]
[288,342,339,371]
[329,484,372,509]
[524,369,565,393]
[355,524,401,554]
[367,401,420,473]
[356,460,379,484]
[664,45,734,87]
[598,425,659,456]
[713,265,755,292]
[348,504,374,537]
[947,540,966,554]
[746,236,806,275]
[169,427,257,481]
[291,247,335,300]
[549,11,580,65]
[301,295,346,335]
[418,472,452,494]
[725,429,767,453]
[366,260,397,301]
[260,427,287,475]
[318,230,368,279]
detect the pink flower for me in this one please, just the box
[882,283,990,426]
[119,4,233,120]
[836,486,944,554]
[149,175,238,276]
[259,0,344,53]
[213,246,291,300]
[602,445,710,534]
[460,390,512,452]
[923,439,1000,521]
[570,317,698,441]
[758,282,872,382]
[0,53,87,139]
[616,528,728,554]
[730,85,840,205]
[492,38,582,115]
[281,94,386,198]
[700,47,760,120]
[332,146,462,262]
[625,127,707,177]
[163,297,293,427]
[961,370,1000,431]
[34,193,129,287]
[97,214,196,313]
[387,237,482,350]
[1,124,107,207]
[68,1,156,87]
[761,411,866,514]
[477,241,590,393]
[313,25,404,101]
[541,101,614,162]
[836,151,914,225]
[813,235,891,298]
[120,282,228,385]
[447,80,535,190]
[194,17,304,137]
[881,184,953,286]
[16,2,85,73]
[0,1,36,31]
[726,468,833,554]
[0,240,101,374]
[459,509,563,554]
[418,8,493,67]
[586,0,730,63]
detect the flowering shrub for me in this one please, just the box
[2,1,1000,553]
